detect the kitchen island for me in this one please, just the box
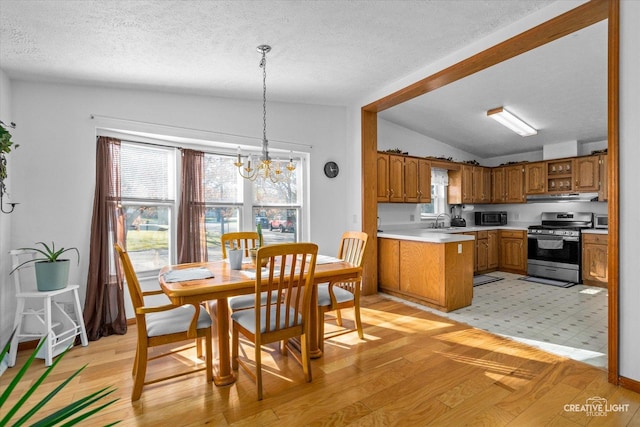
[378,230,475,312]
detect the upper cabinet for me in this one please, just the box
[546,158,574,193]
[405,157,432,203]
[574,155,600,192]
[599,154,608,201]
[491,167,506,203]
[504,165,525,203]
[472,166,491,203]
[524,162,546,194]
[377,152,431,203]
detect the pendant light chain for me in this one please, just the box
[234,44,296,183]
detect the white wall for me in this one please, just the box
[619,0,640,382]
[1,81,349,330]
[0,69,14,348]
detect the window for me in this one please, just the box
[421,168,448,218]
[203,153,242,261]
[117,140,305,270]
[120,143,176,273]
[252,166,301,245]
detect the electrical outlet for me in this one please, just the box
[410,214,415,221]
[458,243,462,254]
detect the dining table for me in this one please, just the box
[159,255,362,386]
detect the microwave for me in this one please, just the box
[594,214,608,229]
[475,211,508,226]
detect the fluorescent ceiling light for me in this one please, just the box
[487,107,537,137]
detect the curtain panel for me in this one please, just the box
[177,149,208,264]
[83,136,127,340]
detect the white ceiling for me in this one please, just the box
[0,0,605,158]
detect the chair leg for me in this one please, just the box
[335,308,343,327]
[196,338,203,359]
[256,341,263,401]
[354,304,364,340]
[300,332,312,383]
[131,342,147,401]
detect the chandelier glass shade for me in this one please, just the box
[234,45,296,183]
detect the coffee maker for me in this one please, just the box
[450,205,466,227]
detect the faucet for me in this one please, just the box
[435,213,451,228]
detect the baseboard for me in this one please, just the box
[619,376,640,394]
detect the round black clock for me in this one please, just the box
[323,161,339,178]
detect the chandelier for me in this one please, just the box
[234,45,295,183]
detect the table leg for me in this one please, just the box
[213,298,235,386]
[308,284,322,359]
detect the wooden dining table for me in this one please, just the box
[159,257,362,386]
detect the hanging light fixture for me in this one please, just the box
[235,45,295,183]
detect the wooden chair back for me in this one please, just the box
[338,231,368,268]
[114,243,145,312]
[221,231,259,259]
[255,243,318,337]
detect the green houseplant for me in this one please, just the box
[1,330,120,426]
[11,242,80,292]
[0,120,18,197]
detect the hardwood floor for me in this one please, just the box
[3,294,640,426]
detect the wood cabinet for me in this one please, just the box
[487,230,499,270]
[377,152,431,203]
[472,166,492,203]
[492,167,506,203]
[582,233,608,287]
[575,155,600,192]
[448,164,473,204]
[376,153,390,202]
[378,238,474,312]
[473,230,499,273]
[388,154,405,202]
[378,238,399,290]
[499,230,527,274]
[546,159,574,193]
[404,157,431,203]
[599,154,608,201]
[462,231,477,273]
[504,165,525,203]
[525,162,546,194]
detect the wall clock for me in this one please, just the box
[324,161,339,178]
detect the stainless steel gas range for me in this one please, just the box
[527,212,594,283]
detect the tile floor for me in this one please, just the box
[382,271,608,369]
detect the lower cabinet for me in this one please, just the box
[582,233,608,287]
[461,230,499,274]
[499,230,527,274]
[378,238,474,312]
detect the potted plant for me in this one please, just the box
[11,242,80,292]
[0,120,18,197]
[1,330,119,426]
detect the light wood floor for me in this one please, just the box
[3,294,640,426]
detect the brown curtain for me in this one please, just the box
[177,149,208,264]
[83,137,127,340]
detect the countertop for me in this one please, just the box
[378,225,529,243]
[582,229,609,235]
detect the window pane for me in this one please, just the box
[253,168,298,205]
[254,207,297,244]
[205,207,240,261]
[121,144,172,200]
[124,205,170,271]
[204,154,240,203]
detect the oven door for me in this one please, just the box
[527,234,581,282]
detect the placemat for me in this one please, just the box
[162,267,214,283]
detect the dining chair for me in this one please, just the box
[231,242,318,400]
[220,231,264,312]
[114,243,213,401]
[317,231,368,352]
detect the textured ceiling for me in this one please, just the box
[0,0,605,158]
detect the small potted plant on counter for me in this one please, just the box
[11,242,80,291]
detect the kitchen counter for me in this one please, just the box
[377,225,528,242]
[582,229,608,235]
